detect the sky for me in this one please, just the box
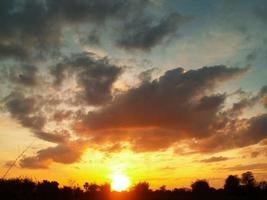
[0,0,267,189]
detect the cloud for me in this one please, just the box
[86,30,101,45]
[0,0,175,60]
[0,1,266,170]
[8,65,39,86]
[46,0,137,23]
[4,92,67,143]
[75,65,248,152]
[5,92,37,118]
[3,63,266,168]
[20,139,89,169]
[238,113,267,146]
[53,110,73,122]
[193,112,267,153]
[0,43,29,60]
[0,0,62,60]
[2,63,265,168]
[261,97,267,108]
[116,13,190,51]
[259,85,267,108]
[51,52,122,105]
[85,65,247,129]
[250,145,267,158]
[1,52,123,168]
[186,85,267,153]
[254,3,267,24]
[226,91,260,118]
[34,130,69,144]
[223,163,267,171]
[251,151,260,158]
[200,156,229,163]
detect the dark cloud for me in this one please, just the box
[8,65,39,86]
[259,85,267,97]
[85,65,247,130]
[20,140,89,169]
[262,97,267,108]
[254,3,267,23]
[251,151,260,158]
[2,52,123,168]
[0,0,62,60]
[223,163,267,171]
[187,84,267,153]
[138,68,157,82]
[259,85,267,108]
[238,113,267,146]
[193,112,267,153]
[78,29,101,46]
[46,0,134,24]
[5,92,37,118]
[117,13,190,51]
[0,43,29,60]
[246,51,257,62]
[226,93,259,118]
[3,63,265,168]
[200,156,229,163]
[34,130,69,144]
[0,0,173,60]
[250,145,267,158]
[51,52,122,105]
[4,92,67,143]
[86,30,101,45]
[53,110,73,122]
[76,65,248,152]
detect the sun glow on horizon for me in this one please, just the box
[110,172,131,192]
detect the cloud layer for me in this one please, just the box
[0,0,267,170]
[2,57,267,169]
[0,0,189,61]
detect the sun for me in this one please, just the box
[110,173,131,192]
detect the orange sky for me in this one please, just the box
[0,0,267,190]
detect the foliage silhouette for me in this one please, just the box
[0,171,267,200]
[224,175,241,195]
[241,171,256,187]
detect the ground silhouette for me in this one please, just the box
[0,171,266,200]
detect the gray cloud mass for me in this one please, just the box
[0,0,267,169]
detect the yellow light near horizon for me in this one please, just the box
[110,173,130,192]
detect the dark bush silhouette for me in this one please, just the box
[258,181,267,190]
[131,182,150,194]
[241,171,256,187]
[224,175,241,194]
[191,179,210,193]
[83,182,100,193]
[36,180,60,200]
[0,171,267,200]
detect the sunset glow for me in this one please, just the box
[110,173,131,192]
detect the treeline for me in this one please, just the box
[0,171,267,200]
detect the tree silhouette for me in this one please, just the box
[191,179,210,194]
[258,181,267,190]
[36,180,60,200]
[224,175,240,194]
[131,182,150,194]
[83,182,100,193]
[159,185,167,192]
[241,171,256,187]
[1,172,267,200]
